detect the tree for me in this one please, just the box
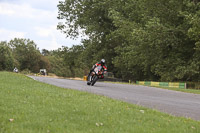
[41,49,51,56]
[9,38,50,73]
[0,41,14,71]
[57,0,200,81]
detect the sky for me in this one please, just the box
[0,0,82,50]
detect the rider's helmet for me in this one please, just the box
[100,59,105,65]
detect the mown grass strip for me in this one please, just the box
[0,72,200,133]
[105,81,200,94]
[153,86,200,94]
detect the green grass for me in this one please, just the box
[0,72,200,133]
[104,81,200,94]
[152,86,200,94]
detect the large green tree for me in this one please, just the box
[57,0,200,81]
[57,0,118,71]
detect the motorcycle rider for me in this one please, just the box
[87,59,107,83]
[92,59,107,78]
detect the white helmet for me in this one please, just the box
[101,59,105,64]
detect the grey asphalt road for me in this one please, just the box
[29,76,200,121]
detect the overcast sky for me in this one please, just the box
[0,0,82,50]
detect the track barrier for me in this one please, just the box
[136,81,186,89]
[83,76,87,81]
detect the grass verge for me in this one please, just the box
[104,81,200,94]
[0,71,200,133]
[152,86,200,94]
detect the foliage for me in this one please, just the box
[45,45,88,77]
[46,51,72,77]
[0,38,50,73]
[57,0,200,81]
[0,41,14,71]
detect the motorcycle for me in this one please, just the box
[87,66,103,86]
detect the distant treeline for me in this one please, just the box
[0,39,50,74]
[1,0,200,82]
[0,38,89,78]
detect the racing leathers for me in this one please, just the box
[90,62,107,79]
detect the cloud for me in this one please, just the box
[35,39,60,51]
[25,0,58,10]
[34,26,60,50]
[35,27,52,37]
[0,2,57,20]
[0,0,82,50]
[0,3,15,15]
[34,25,83,50]
[0,28,26,41]
[0,3,35,18]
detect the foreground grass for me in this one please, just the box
[0,72,200,133]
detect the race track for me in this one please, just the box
[29,76,200,121]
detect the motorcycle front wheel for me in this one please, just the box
[91,75,98,86]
